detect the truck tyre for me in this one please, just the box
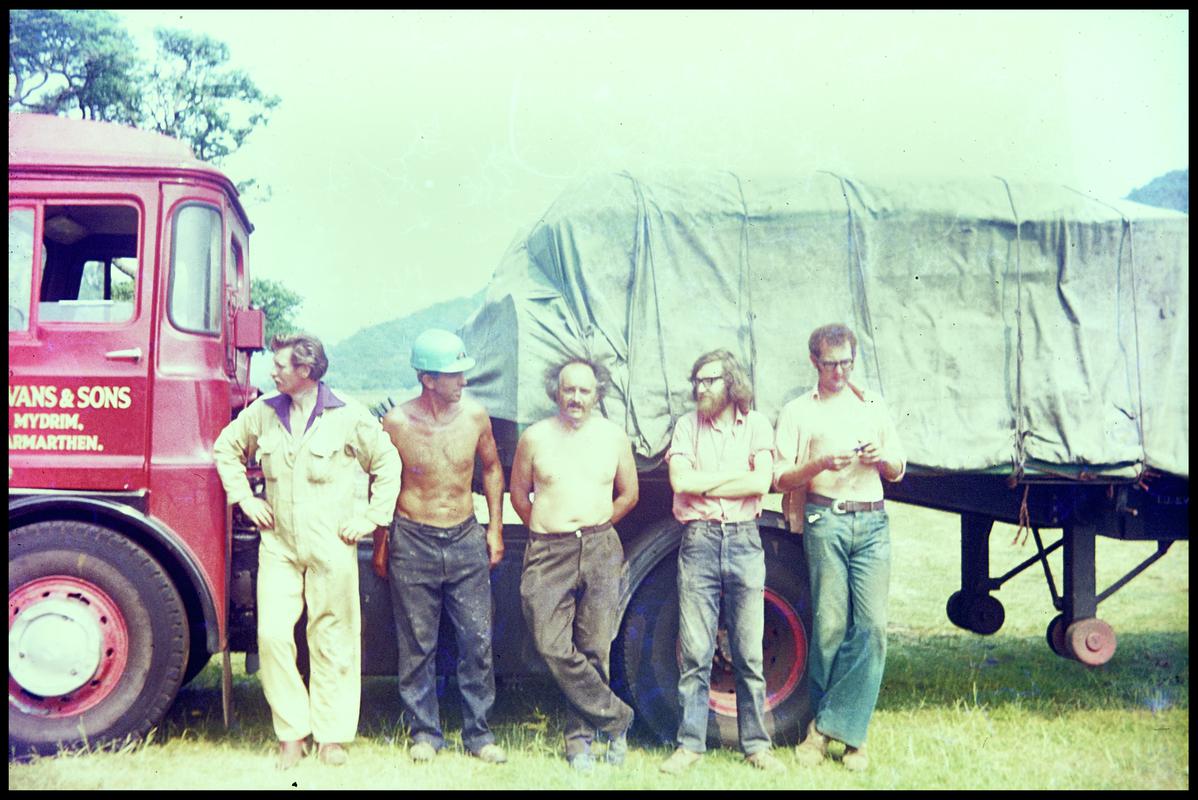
[9,521,189,755]
[615,528,812,748]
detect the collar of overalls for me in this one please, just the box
[263,381,346,434]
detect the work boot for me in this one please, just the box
[794,720,829,767]
[472,743,508,764]
[745,748,786,772]
[317,743,348,766]
[659,747,702,775]
[842,745,869,772]
[409,741,437,763]
[276,739,308,770]
[605,713,634,766]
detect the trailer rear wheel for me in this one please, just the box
[615,529,812,748]
[8,521,189,755]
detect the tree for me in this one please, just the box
[9,11,279,166]
[251,277,304,345]
[141,28,281,164]
[9,9,142,123]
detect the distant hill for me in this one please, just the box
[1126,168,1188,213]
[325,289,485,391]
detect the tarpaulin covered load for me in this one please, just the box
[460,171,1188,479]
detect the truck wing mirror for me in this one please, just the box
[234,307,266,351]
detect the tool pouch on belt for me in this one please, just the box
[782,486,809,535]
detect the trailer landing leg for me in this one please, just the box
[946,510,1175,666]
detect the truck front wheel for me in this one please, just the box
[8,521,189,755]
[615,528,813,748]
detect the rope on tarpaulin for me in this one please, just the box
[1068,187,1150,479]
[997,177,1032,546]
[621,172,676,457]
[997,177,1029,486]
[1011,484,1032,547]
[824,171,885,397]
[729,171,758,402]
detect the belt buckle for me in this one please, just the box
[831,498,849,515]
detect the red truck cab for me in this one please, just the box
[8,113,264,753]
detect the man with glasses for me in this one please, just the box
[658,349,785,774]
[773,323,906,772]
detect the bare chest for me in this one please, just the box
[396,417,479,476]
[532,429,618,486]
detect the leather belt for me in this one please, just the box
[530,521,613,540]
[807,492,885,514]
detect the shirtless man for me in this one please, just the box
[773,323,906,772]
[373,328,507,765]
[510,358,639,770]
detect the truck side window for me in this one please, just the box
[37,204,139,325]
[8,208,35,332]
[169,204,222,335]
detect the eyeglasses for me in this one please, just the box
[691,375,725,389]
[817,359,855,371]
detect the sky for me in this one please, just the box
[115,9,1189,345]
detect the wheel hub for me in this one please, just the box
[8,576,129,715]
[10,598,102,696]
[706,588,805,716]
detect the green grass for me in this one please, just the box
[8,502,1188,789]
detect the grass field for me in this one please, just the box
[8,501,1188,789]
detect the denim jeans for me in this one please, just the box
[802,505,891,749]
[675,519,771,756]
[520,524,634,757]
[387,515,496,754]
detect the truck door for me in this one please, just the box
[8,198,152,492]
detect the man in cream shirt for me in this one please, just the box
[774,323,905,772]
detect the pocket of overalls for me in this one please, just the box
[256,433,280,481]
[305,440,347,484]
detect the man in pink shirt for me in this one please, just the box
[658,349,785,774]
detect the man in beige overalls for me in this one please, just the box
[215,333,400,769]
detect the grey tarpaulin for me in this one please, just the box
[459,171,1188,479]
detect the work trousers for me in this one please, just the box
[802,504,891,749]
[256,534,361,744]
[387,515,497,754]
[675,519,772,756]
[520,523,634,757]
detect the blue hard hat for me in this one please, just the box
[410,329,476,373]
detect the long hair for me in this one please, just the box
[271,332,329,381]
[544,357,611,403]
[689,349,753,415]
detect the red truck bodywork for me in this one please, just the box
[8,114,263,752]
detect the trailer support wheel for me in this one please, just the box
[946,591,969,629]
[947,591,1004,635]
[963,594,1005,635]
[1045,614,1071,659]
[1065,617,1117,666]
